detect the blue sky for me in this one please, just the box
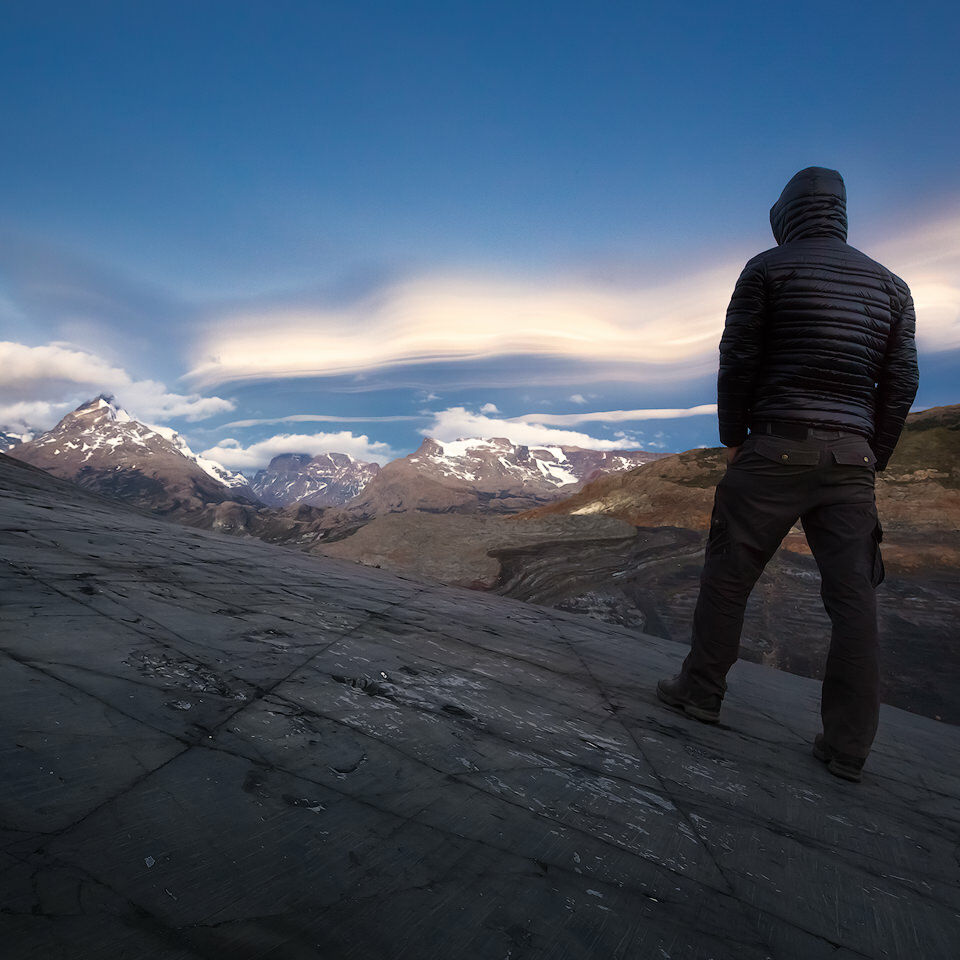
[2,1,959,470]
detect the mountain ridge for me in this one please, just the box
[7,395,259,515]
[324,435,666,521]
[252,451,381,507]
[7,396,667,518]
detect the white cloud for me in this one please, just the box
[0,340,128,388]
[0,399,75,433]
[223,413,422,429]
[181,208,960,391]
[418,403,715,451]
[511,403,717,426]
[119,380,234,422]
[0,340,234,431]
[480,402,499,413]
[200,432,399,471]
[872,210,960,353]
[569,393,587,404]
[188,265,738,388]
[421,406,644,451]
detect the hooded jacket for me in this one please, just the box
[717,166,919,470]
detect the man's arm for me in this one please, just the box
[718,258,767,448]
[872,279,919,471]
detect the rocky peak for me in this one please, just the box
[315,451,356,468]
[408,436,663,493]
[414,438,446,457]
[7,396,255,509]
[264,453,314,473]
[67,393,132,425]
[328,436,668,522]
[251,450,380,508]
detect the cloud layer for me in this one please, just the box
[185,209,960,392]
[205,402,712,469]
[0,340,234,431]
[422,406,646,451]
[4,209,956,447]
[510,403,717,426]
[200,432,399,471]
[223,413,423,429]
[188,265,738,388]
[873,211,960,352]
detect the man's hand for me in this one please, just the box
[726,445,742,465]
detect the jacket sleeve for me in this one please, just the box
[717,258,767,447]
[872,279,919,470]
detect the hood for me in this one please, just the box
[769,166,847,245]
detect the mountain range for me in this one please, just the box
[322,436,664,524]
[8,396,258,515]
[7,397,662,521]
[5,396,664,532]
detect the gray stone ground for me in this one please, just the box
[2,453,959,960]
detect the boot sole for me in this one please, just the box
[656,685,720,724]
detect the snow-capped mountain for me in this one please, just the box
[410,437,661,491]
[252,452,380,507]
[8,395,258,514]
[251,438,660,513]
[331,436,666,519]
[141,422,251,491]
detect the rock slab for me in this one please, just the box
[1,453,959,959]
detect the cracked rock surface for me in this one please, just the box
[2,453,959,960]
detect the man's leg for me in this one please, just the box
[801,498,881,760]
[680,459,802,700]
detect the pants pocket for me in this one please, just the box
[871,520,885,587]
[705,494,729,558]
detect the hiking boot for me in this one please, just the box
[656,675,721,724]
[813,734,865,783]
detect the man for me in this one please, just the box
[657,166,919,783]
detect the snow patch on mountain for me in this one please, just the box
[252,451,380,507]
[143,422,249,489]
[13,394,250,492]
[0,430,33,452]
[409,436,656,492]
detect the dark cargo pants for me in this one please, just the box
[682,428,884,759]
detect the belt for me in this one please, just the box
[751,420,854,441]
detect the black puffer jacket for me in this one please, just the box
[717,166,919,470]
